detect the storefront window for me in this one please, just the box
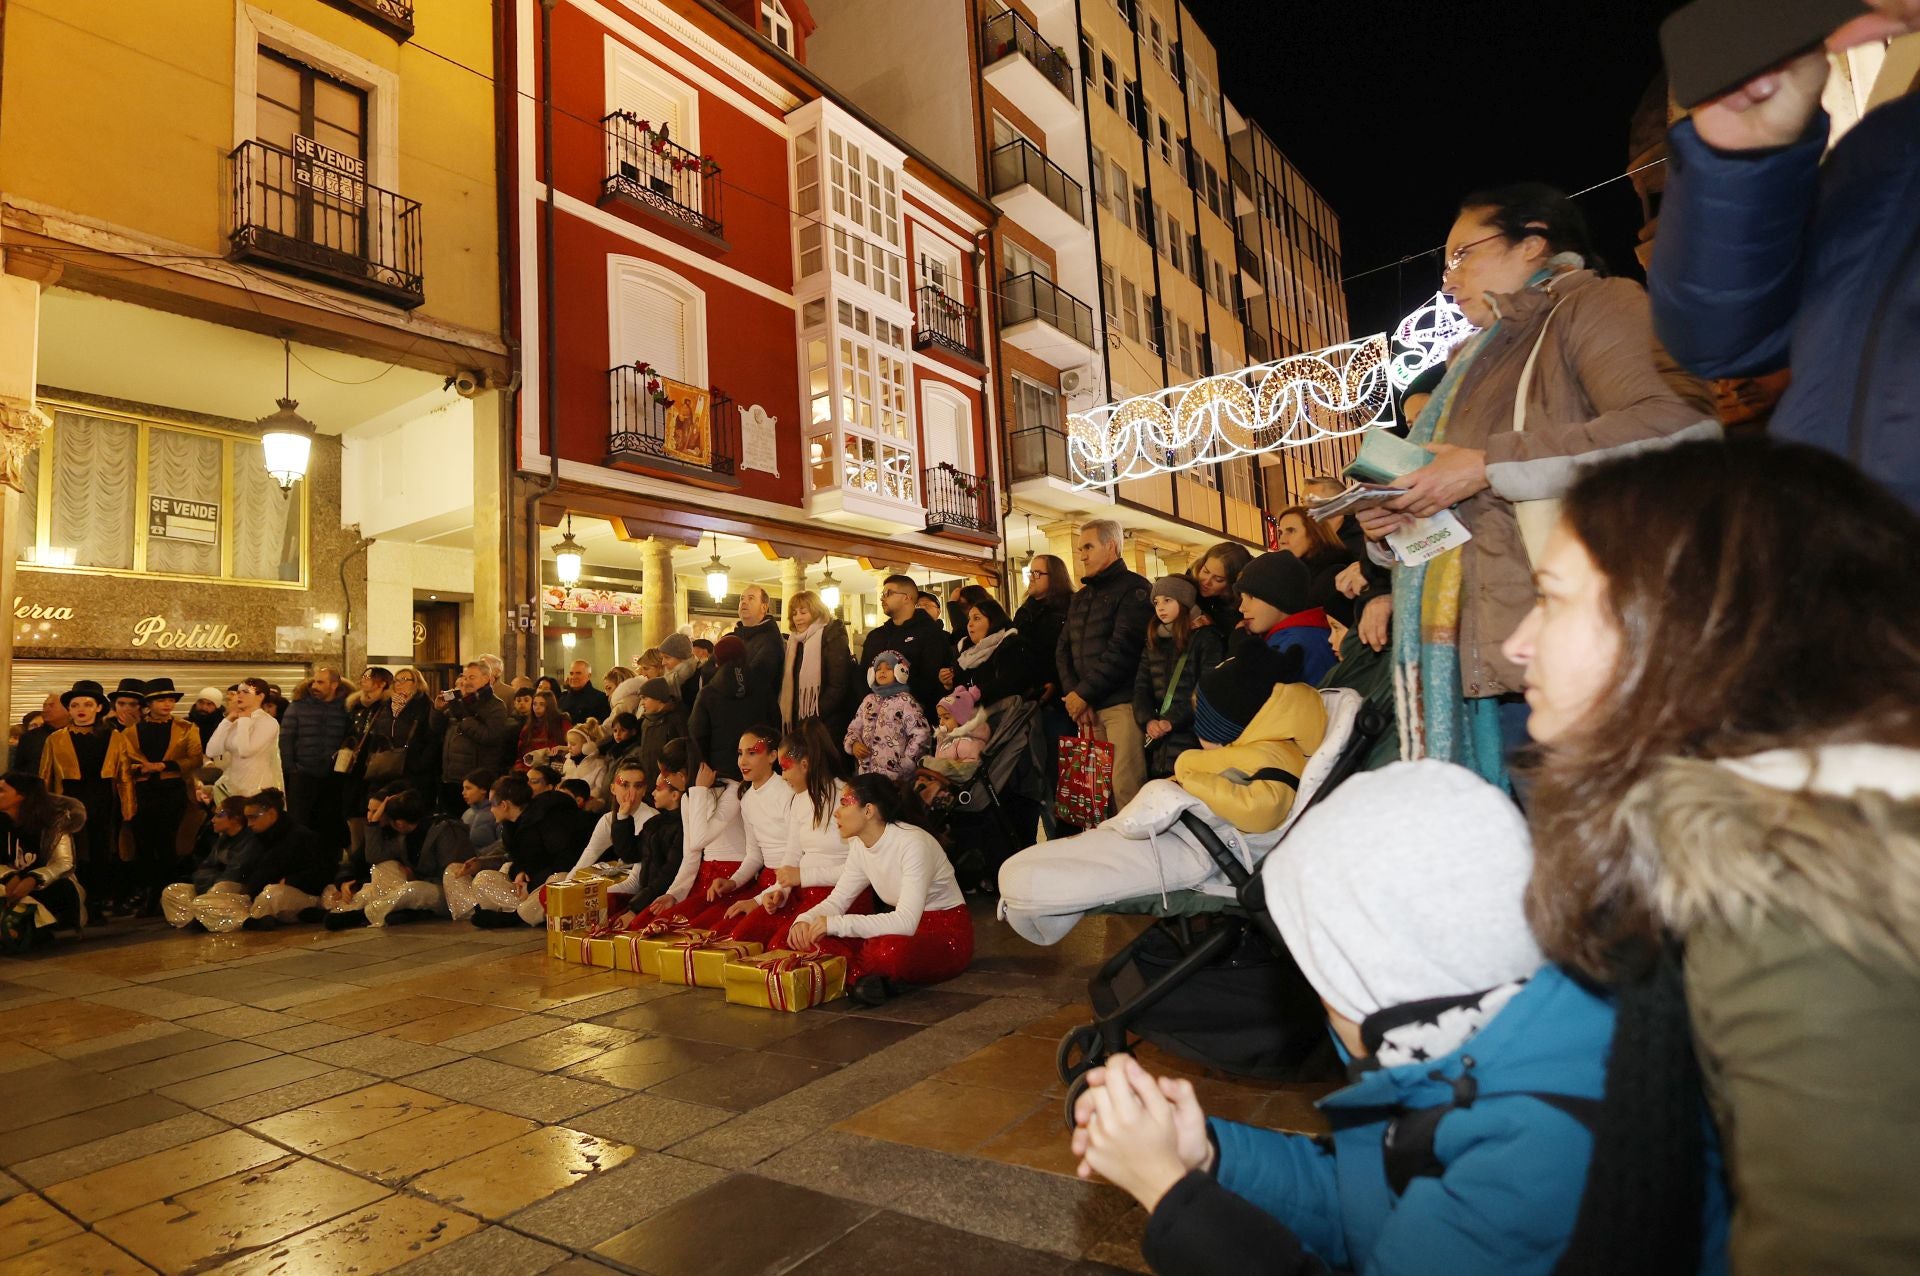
[17,405,307,586]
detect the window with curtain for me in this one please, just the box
[17,408,307,585]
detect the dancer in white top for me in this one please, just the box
[789,771,973,1005]
[722,719,866,948]
[205,679,283,799]
[643,747,749,925]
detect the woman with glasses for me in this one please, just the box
[1355,183,1716,788]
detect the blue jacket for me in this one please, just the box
[1263,616,1337,688]
[1146,967,1728,1275]
[1649,96,1920,511]
[279,684,351,778]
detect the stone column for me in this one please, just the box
[640,537,676,650]
[469,390,508,664]
[779,558,804,622]
[0,272,47,722]
[1159,546,1195,574]
[1040,519,1080,585]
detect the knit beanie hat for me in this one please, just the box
[867,650,912,693]
[1151,574,1197,611]
[195,686,225,706]
[638,677,673,704]
[1261,760,1542,1024]
[1192,633,1282,744]
[1237,551,1310,615]
[660,633,693,661]
[713,635,747,666]
[938,684,982,725]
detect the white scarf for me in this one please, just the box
[782,619,827,725]
[956,626,1016,671]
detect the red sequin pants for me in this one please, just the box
[721,882,876,950]
[661,859,743,929]
[813,903,974,985]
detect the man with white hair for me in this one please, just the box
[1058,519,1152,811]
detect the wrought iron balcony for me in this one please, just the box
[980,9,1076,105]
[1009,426,1071,484]
[1000,272,1095,360]
[601,113,724,244]
[229,140,423,308]
[988,140,1085,234]
[604,365,738,487]
[319,0,413,40]
[923,462,996,537]
[913,285,983,363]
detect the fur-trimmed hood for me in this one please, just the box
[1623,745,1920,972]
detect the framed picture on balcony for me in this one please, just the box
[659,376,712,469]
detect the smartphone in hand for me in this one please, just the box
[1661,0,1863,108]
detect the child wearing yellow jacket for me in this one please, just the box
[1175,634,1327,834]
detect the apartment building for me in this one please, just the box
[810,0,1355,577]
[504,0,1002,670]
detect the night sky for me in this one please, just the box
[1188,0,1687,338]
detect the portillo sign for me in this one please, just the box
[130,616,242,651]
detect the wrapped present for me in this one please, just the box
[546,926,569,959]
[545,878,609,939]
[723,950,847,1012]
[560,933,591,964]
[583,936,622,969]
[658,936,765,988]
[632,922,714,977]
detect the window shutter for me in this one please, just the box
[615,273,690,381]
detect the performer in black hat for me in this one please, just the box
[107,678,148,731]
[105,679,204,916]
[39,680,123,913]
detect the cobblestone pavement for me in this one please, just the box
[0,903,1332,1274]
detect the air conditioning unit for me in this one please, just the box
[1060,368,1085,395]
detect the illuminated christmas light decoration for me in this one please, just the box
[1387,292,1477,391]
[1065,334,1395,489]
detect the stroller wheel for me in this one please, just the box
[1057,1024,1104,1086]
[1063,1072,1091,1131]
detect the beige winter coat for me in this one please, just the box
[1623,746,1920,1275]
[1443,261,1717,696]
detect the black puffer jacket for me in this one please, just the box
[1058,559,1153,711]
[616,806,682,906]
[688,662,760,781]
[1134,623,1226,777]
[1012,595,1069,697]
[502,790,593,884]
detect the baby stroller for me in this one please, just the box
[997,688,1387,1124]
[939,694,1047,891]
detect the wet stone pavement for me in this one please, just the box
[0,903,1333,1275]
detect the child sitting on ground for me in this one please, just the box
[1069,761,1726,1275]
[844,652,930,781]
[921,685,988,785]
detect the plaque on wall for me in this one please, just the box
[740,404,779,475]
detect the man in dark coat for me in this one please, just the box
[557,660,611,725]
[732,585,786,730]
[433,662,509,815]
[12,694,67,780]
[1058,519,1153,811]
[279,668,351,847]
[859,573,956,726]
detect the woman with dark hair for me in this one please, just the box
[207,677,283,799]
[534,675,564,702]
[1190,542,1253,633]
[1013,555,1071,699]
[1356,181,1717,788]
[514,690,570,772]
[1271,505,1357,624]
[0,771,88,944]
[786,771,972,1005]
[1506,438,1920,1274]
[722,719,868,948]
[950,595,1036,707]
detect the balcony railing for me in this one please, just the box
[604,365,738,485]
[1229,156,1251,196]
[988,140,1084,226]
[229,140,423,308]
[319,0,414,39]
[923,463,995,536]
[1244,324,1271,365]
[1237,239,1262,278]
[1009,426,1070,484]
[913,285,983,363]
[1001,272,1095,348]
[602,113,724,241]
[980,9,1076,106]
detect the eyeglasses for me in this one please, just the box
[1443,231,1506,276]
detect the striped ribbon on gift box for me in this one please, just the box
[683,939,759,986]
[760,954,828,1012]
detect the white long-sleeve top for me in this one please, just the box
[738,776,795,882]
[796,822,965,940]
[755,780,851,905]
[572,803,657,875]
[206,710,282,798]
[661,779,746,903]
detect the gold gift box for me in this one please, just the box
[722,950,847,1012]
[545,878,609,930]
[582,936,623,969]
[658,937,765,988]
[632,927,714,977]
[560,933,590,964]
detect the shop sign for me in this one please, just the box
[131,616,242,651]
[292,135,366,207]
[148,495,219,545]
[13,597,74,621]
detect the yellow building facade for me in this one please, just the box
[0,0,510,715]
